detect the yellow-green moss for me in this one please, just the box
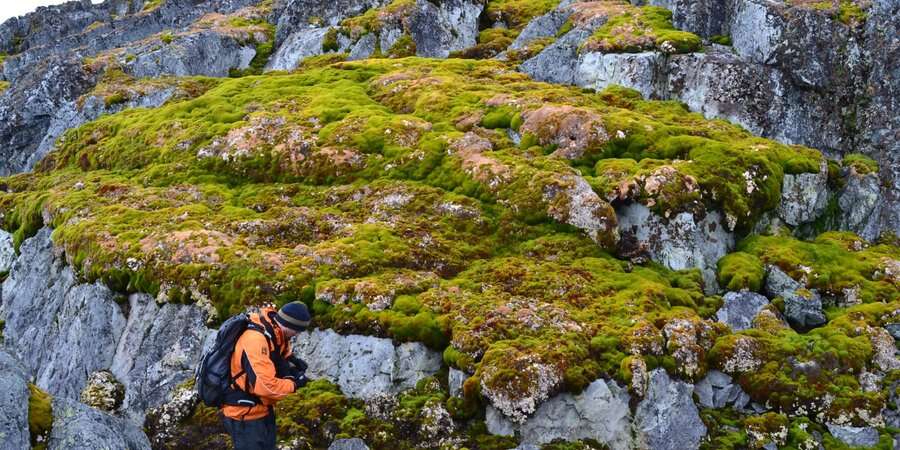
[581,4,702,54]
[28,384,53,450]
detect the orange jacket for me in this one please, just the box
[222,307,296,420]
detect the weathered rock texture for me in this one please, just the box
[0,350,31,450]
[634,369,706,450]
[49,396,151,450]
[292,328,442,399]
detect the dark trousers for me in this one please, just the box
[222,411,276,450]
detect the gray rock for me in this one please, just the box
[885,323,900,342]
[0,350,30,450]
[575,52,664,99]
[778,161,829,226]
[515,379,634,450]
[267,27,332,72]
[716,291,770,331]
[520,27,594,85]
[693,370,750,410]
[783,290,827,331]
[448,368,466,398]
[110,293,213,421]
[272,0,390,46]
[1,228,127,399]
[838,170,883,241]
[123,31,256,79]
[348,33,378,61]
[49,397,151,450]
[143,383,201,448]
[329,438,370,450]
[616,203,734,294]
[0,230,14,273]
[409,0,482,58]
[509,8,572,50]
[636,0,726,37]
[764,265,803,299]
[635,369,706,450]
[485,405,517,436]
[292,328,442,399]
[826,424,880,448]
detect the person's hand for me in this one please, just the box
[288,356,308,373]
[287,373,308,391]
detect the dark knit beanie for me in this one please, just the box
[275,302,311,332]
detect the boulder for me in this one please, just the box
[575,52,664,99]
[616,203,734,293]
[79,370,125,412]
[1,228,127,399]
[826,424,880,448]
[49,397,151,450]
[520,27,594,85]
[0,230,14,272]
[634,369,706,450]
[778,161,829,226]
[0,350,30,450]
[693,370,751,410]
[484,379,632,450]
[329,438,370,450]
[509,8,572,50]
[783,290,827,331]
[763,265,803,299]
[292,328,442,399]
[448,368,466,398]
[716,291,770,331]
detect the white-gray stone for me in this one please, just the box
[329,438,370,450]
[635,369,706,450]
[267,27,331,72]
[49,397,151,450]
[575,52,664,99]
[0,230,15,273]
[778,161,828,226]
[1,228,127,400]
[716,291,770,331]
[448,368,466,398]
[826,424,880,448]
[292,328,442,399]
[693,370,751,410]
[617,203,734,294]
[783,290,827,331]
[509,8,572,50]
[764,265,803,299]
[111,293,213,421]
[839,170,883,241]
[409,0,482,58]
[0,350,30,450]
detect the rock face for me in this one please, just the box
[635,369,706,450]
[49,397,151,450]
[1,228,127,399]
[292,328,442,399]
[0,350,31,450]
[716,291,769,331]
[487,379,634,450]
[111,293,212,420]
[328,438,371,450]
[839,170,883,241]
[0,228,212,423]
[0,230,14,272]
[617,203,733,293]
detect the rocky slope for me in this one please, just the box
[0,0,897,449]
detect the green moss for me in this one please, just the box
[581,5,702,54]
[142,0,164,13]
[386,34,416,58]
[28,384,53,450]
[710,34,732,46]
[717,252,765,292]
[160,31,174,44]
[322,28,340,53]
[843,153,878,174]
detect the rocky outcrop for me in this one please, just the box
[634,369,706,450]
[616,203,733,293]
[120,31,257,79]
[0,228,212,423]
[0,350,31,450]
[292,328,442,399]
[487,379,633,450]
[328,438,371,450]
[838,169,883,241]
[49,397,151,450]
[271,0,389,46]
[783,290,827,331]
[111,293,213,420]
[1,228,127,399]
[716,291,769,331]
[407,0,482,58]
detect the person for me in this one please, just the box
[221,302,311,450]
